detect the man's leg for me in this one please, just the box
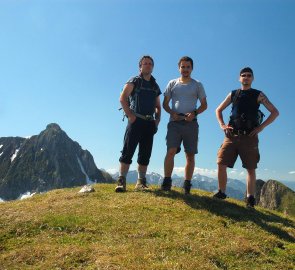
[119,162,130,178]
[217,164,228,193]
[160,148,178,191]
[115,162,130,192]
[182,153,195,194]
[184,153,195,180]
[245,168,256,207]
[246,168,256,196]
[164,148,177,177]
[136,121,153,190]
[212,164,228,199]
[138,164,147,178]
[135,164,149,190]
[117,121,140,192]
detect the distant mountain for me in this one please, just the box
[112,171,163,185]
[0,123,113,200]
[281,180,295,192]
[112,171,245,200]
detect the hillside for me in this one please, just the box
[0,184,294,270]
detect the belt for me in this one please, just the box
[134,113,154,121]
[176,113,197,121]
[232,129,250,135]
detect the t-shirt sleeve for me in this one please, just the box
[197,82,207,100]
[164,79,176,98]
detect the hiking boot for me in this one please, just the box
[213,190,227,199]
[115,176,126,192]
[183,180,192,195]
[134,178,150,191]
[161,177,172,191]
[246,195,256,208]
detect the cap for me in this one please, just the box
[240,67,253,76]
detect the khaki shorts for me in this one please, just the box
[217,135,260,169]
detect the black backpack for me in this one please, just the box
[230,89,265,129]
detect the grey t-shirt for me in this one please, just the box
[164,78,206,120]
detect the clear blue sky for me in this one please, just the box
[1,0,294,182]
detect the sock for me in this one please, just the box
[119,170,128,178]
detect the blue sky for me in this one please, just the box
[1,0,294,182]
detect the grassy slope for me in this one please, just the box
[0,184,294,270]
[275,181,295,216]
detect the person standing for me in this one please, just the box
[161,56,207,194]
[213,67,279,207]
[115,56,161,192]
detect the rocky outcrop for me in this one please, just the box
[255,179,266,204]
[258,180,295,214]
[0,123,113,200]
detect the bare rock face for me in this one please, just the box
[0,123,112,200]
[255,179,266,204]
[259,180,295,213]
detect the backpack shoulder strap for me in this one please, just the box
[232,89,241,106]
[130,76,143,95]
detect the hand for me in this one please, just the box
[171,112,182,121]
[128,114,137,124]
[221,124,233,136]
[155,118,160,127]
[184,112,195,122]
[249,126,264,137]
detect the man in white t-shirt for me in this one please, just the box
[162,56,207,194]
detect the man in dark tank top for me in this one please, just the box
[213,67,279,208]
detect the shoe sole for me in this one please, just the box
[134,188,150,192]
[115,187,126,192]
[160,186,172,191]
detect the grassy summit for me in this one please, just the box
[0,184,294,269]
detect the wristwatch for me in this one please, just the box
[193,109,198,116]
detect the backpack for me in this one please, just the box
[119,75,159,121]
[230,89,265,129]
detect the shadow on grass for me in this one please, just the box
[152,189,295,243]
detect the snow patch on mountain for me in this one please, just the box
[11,149,20,162]
[77,157,95,185]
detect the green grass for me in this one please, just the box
[0,184,294,269]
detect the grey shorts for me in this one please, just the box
[166,120,199,154]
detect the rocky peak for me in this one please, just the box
[258,180,295,215]
[0,124,113,200]
[46,123,62,131]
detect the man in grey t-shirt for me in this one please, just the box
[161,56,207,194]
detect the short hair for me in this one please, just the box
[240,67,254,76]
[178,56,194,69]
[139,55,154,68]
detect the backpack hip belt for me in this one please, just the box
[134,113,154,121]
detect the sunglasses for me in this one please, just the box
[240,74,252,78]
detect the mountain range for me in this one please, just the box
[112,170,246,200]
